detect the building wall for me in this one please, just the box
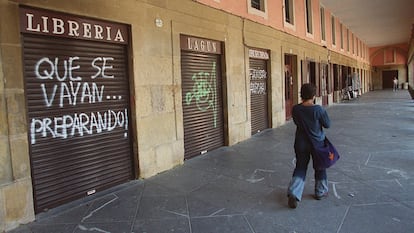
[409,26,414,89]
[410,44,414,88]
[1,0,36,231]
[0,0,371,231]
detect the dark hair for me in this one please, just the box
[300,83,316,100]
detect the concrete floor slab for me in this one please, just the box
[8,90,414,233]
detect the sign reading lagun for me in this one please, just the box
[30,108,128,145]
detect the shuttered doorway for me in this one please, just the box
[249,49,269,135]
[180,36,225,159]
[22,34,133,213]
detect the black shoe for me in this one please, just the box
[315,192,328,200]
[288,195,298,209]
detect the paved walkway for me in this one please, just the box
[9,90,414,233]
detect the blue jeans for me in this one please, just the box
[287,137,328,201]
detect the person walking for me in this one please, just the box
[393,77,398,92]
[287,83,331,209]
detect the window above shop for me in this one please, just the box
[251,0,265,11]
[346,29,350,52]
[247,0,268,19]
[331,16,336,46]
[305,0,313,35]
[320,7,326,42]
[284,0,295,25]
[340,23,344,50]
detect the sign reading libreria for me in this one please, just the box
[20,7,128,44]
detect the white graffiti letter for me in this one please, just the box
[91,57,102,79]
[62,114,74,138]
[60,82,72,107]
[89,112,101,133]
[81,82,92,103]
[98,111,107,130]
[35,57,54,80]
[91,57,114,79]
[92,83,104,102]
[68,56,81,81]
[41,83,58,107]
[124,108,128,130]
[71,113,83,136]
[107,110,117,131]
[79,113,91,135]
[69,81,81,106]
[54,57,68,82]
[102,57,114,79]
[42,118,55,138]
[117,111,125,127]
[30,118,43,144]
[54,116,67,139]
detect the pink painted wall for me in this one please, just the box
[195,0,368,62]
[196,0,283,29]
[370,44,408,66]
[195,0,247,16]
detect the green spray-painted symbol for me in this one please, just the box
[185,62,218,127]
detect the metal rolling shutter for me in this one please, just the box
[23,35,133,212]
[181,51,224,159]
[250,59,269,135]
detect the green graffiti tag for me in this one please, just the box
[185,62,218,127]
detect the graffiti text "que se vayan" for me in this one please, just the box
[30,56,129,144]
[36,56,114,107]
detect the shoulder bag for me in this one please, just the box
[298,114,340,169]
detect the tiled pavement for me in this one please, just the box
[9,90,414,233]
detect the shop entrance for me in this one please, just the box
[180,35,225,159]
[20,7,134,213]
[285,54,297,120]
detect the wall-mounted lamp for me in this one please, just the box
[155,18,163,27]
